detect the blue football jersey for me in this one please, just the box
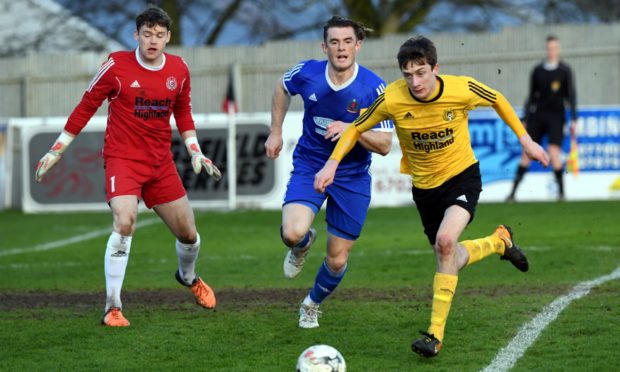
[282,60,393,176]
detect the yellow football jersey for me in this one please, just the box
[352,74,524,189]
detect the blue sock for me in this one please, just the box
[309,261,347,304]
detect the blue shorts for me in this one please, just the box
[283,168,371,240]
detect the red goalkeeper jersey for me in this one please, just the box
[64,49,195,164]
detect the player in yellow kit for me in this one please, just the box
[314,36,550,358]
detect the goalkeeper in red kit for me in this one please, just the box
[34,6,221,327]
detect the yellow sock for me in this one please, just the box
[427,272,458,342]
[461,234,505,266]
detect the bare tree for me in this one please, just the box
[160,0,182,44]
[338,0,438,36]
[540,0,620,23]
[55,0,143,48]
[0,0,124,57]
[53,0,620,48]
[57,0,302,46]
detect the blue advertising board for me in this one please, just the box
[469,107,620,201]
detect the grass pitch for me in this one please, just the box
[1,201,619,371]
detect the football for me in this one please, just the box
[296,344,346,372]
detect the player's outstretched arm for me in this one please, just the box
[265,78,291,160]
[316,92,388,192]
[34,131,75,183]
[325,121,392,156]
[314,159,339,193]
[183,131,222,181]
[358,131,392,155]
[492,92,549,167]
[519,134,550,167]
[326,93,392,155]
[314,125,362,193]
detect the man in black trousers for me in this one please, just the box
[507,35,577,202]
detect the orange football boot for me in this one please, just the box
[102,307,130,327]
[175,271,217,309]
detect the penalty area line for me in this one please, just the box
[482,265,620,372]
[0,217,160,257]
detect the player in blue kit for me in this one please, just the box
[264,16,393,328]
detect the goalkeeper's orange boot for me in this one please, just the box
[102,307,130,327]
[494,224,529,272]
[175,270,217,309]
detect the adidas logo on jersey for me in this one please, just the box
[404,112,414,119]
[130,80,141,88]
[456,194,468,202]
[309,93,317,101]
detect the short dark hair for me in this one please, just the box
[136,5,172,32]
[323,16,372,42]
[397,36,438,70]
[546,34,559,43]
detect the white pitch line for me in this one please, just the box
[482,265,620,372]
[0,218,161,257]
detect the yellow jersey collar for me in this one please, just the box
[410,76,444,103]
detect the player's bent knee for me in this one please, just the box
[113,214,137,236]
[115,221,135,237]
[434,234,456,257]
[176,229,198,245]
[280,224,305,248]
[325,256,347,273]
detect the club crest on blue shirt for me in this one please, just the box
[346,98,359,113]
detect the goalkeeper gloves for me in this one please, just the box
[184,137,222,181]
[34,131,75,183]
